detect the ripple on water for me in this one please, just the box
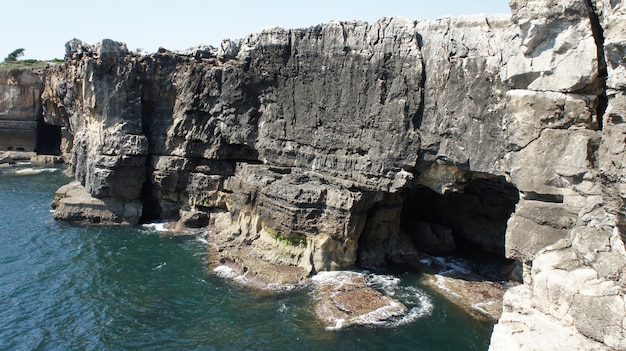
[0,170,495,351]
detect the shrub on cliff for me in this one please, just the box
[4,48,25,62]
[0,49,59,70]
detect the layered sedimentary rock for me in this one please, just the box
[0,69,44,151]
[491,1,626,350]
[41,1,626,348]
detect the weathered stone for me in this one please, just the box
[312,271,407,330]
[504,0,599,92]
[595,0,626,90]
[94,39,129,60]
[490,285,611,351]
[0,69,44,152]
[1,151,35,161]
[509,129,602,196]
[30,155,64,164]
[505,199,578,262]
[423,273,506,322]
[178,209,209,229]
[36,4,626,349]
[52,181,142,224]
[416,15,515,174]
[503,90,598,150]
[571,280,626,349]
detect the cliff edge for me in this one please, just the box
[40,0,625,349]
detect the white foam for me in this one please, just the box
[265,282,298,292]
[366,273,401,296]
[152,262,167,270]
[325,318,346,331]
[472,300,497,316]
[311,271,364,290]
[434,256,472,275]
[195,237,210,245]
[277,302,288,313]
[142,222,168,232]
[213,265,254,287]
[420,257,433,265]
[313,270,435,329]
[435,275,460,298]
[11,168,58,175]
[213,265,239,279]
[350,300,406,326]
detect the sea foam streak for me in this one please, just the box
[141,222,168,232]
[11,168,58,175]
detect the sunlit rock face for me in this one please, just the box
[0,69,44,152]
[490,1,626,350]
[41,1,626,348]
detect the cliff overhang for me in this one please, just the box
[38,0,626,349]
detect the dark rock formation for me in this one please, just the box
[39,1,625,348]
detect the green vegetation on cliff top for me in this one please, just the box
[1,48,62,70]
[0,59,63,70]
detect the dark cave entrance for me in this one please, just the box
[357,174,520,271]
[402,176,520,261]
[34,115,62,155]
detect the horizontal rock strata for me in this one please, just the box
[39,1,626,348]
[0,69,44,152]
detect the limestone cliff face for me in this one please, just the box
[0,69,44,152]
[42,1,626,349]
[491,1,626,350]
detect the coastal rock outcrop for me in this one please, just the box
[0,68,62,156]
[0,69,43,152]
[490,1,626,350]
[39,1,626,348]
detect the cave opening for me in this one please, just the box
[402,176,519,262]
[34,116,62,155]
[138,177,160,224]
[357,174,520,278]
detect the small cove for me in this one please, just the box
[0,164,493,351]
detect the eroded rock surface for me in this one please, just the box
[490,1,626,350]
[39,1,626,348]
[0,69,44,151]
[312,271,407,330]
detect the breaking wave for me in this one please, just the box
[141,222,169,232]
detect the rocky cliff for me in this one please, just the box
[41,0,625,349]
[0,69,44,152]
[0,67,63,158]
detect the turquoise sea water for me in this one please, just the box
[0,164,493,351]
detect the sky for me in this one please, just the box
[1,0,511,61]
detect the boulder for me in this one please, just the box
[52,181,142,224]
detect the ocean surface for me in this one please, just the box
[0,164,493,351]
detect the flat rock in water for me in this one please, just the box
[312,271,407,330]
[423,273,505,322]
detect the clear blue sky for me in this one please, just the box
[1,0,510,61]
